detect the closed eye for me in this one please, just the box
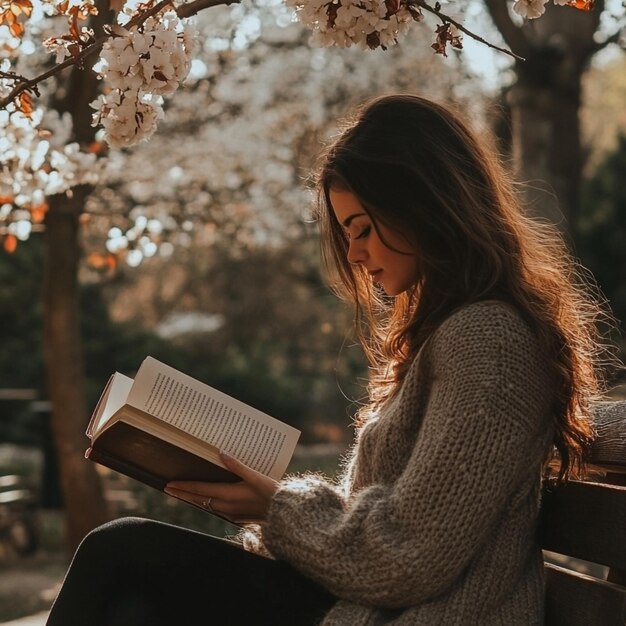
[355,225,371,240]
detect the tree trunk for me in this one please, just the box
[507,55,584,238]
[484,0,604,238]
[42,0,115,554]
[43,188,110,554]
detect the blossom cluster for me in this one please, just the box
[285,0,423,50]
[512,0,580,19]
[104,213,165,268]
[285,0,589,51]
[91,11,197,148]
[0,100,103,216]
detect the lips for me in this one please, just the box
[368,269,383,281]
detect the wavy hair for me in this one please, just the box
[315,93,616,482]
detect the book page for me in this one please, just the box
[87,372,134,439]
[126,357,300,480]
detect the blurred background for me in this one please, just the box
[1,0,625,622]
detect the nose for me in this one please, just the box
[347,237,366,265]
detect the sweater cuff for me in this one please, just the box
[236,523,275,559]
[262,474,343,556]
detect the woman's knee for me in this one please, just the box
[74,516,159,561]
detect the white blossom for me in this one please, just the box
[43,39,70,64]
[92,11,196,148]
[513,0,562,19]
[0,106,105,211]
[91,89,164,149]
[285,0,415,50]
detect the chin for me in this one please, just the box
[382,286,402,297]
[384,282,417,297]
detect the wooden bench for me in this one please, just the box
[540,400,626,625]
[0,473,39,557]
[0,474,35,506]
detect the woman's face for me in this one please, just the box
[329,188,419,297]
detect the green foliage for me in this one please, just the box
[80,282,173,412]
[141,240,367,441]
[0,233,366,447]
[0,239,45,444]
[0,239,173,445]
[0,238,44,390]
[576,134,626,351]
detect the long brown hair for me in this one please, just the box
[315,93,616,482]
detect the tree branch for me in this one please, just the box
[177,0,238,19]
[482,0,531,60]
[0,0,241,110]
[416,0,526,61]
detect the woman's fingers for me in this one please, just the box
[164,484,270,519]
[165,481,227,497]
[163,485,215,510]
[164,452,279,520]
[218,452,253,476]
[220,452,280,499]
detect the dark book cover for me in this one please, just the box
[86,420,241,489]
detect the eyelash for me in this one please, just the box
[354,225,371,240]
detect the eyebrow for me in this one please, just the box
[341,212,367,228]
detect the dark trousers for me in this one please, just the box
[46,516,337,626]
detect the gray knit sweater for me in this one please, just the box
[259,301,555,625]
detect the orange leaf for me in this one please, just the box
[3,234,17,254]
[0,195,13,204]
[13,0,33,13]
[10,0,32,17]
[18,91,33,117]
[87,251,118,272]
[30,202,48,224]
[2,9,16,24]
[86,141,105,154]
[87,252,106,268]
[68,7,80,39]
[9,20,24,37]
[567,0,595,10]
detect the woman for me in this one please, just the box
[47,94,612,626]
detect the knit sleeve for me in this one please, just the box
[261,303,553,608]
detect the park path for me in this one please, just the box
[0,551,65,626]
[2,611,49,625]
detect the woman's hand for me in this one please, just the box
[164,452,279,525]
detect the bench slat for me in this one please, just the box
[590,401,626,471]
[540,480,626,570]
[545,563,626,626]
[0,489,33,504]
[0,475,22,489]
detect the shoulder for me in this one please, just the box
[424,300,543,371]
[398,300,553,433]
[435,300,534,341]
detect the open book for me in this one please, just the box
[86,356,301,512]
